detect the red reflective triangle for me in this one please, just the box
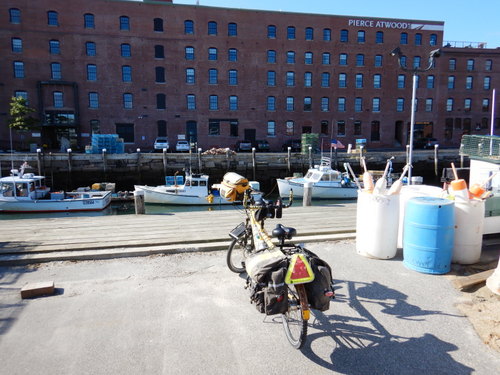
[291,257,310,280]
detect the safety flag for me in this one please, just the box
[331,139,345,149]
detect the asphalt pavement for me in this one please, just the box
[0,240,499,375]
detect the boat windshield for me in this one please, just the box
[1,182,14,197]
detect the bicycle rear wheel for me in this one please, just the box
[282,284,308,349]
[227,237,248,273]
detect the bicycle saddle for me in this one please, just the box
[272,224,297,240]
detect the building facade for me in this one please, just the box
[1,0,499,152]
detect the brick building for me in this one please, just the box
[1,0,499,152]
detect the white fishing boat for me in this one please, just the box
[0,165,111,213]
[277,157,358,199]
[135,173,259,205]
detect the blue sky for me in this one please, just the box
[172,0,500,48]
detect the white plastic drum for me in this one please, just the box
[398,184,444,248]
[453,197,485,264]
[356,191,399,259]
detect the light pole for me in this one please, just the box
[390,47,441,184]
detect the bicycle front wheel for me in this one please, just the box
[227,237,248,273]
[282,284,308,349]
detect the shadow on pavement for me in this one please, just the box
[301,279,473,374]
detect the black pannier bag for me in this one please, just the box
[303,249,334,312]
[264,267,288,315]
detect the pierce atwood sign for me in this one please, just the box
[348,19,443,31]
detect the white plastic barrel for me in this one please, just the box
[356,191,399,259]
[452,197,485,264]
[398,185,444,248]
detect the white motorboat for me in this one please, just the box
[277,157,358,199]
[0,166,111,213]
[135,173,258,205]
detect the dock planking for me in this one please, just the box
[0,203,357,265]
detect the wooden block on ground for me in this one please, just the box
[21,281,55,299]
[452,270,495,291]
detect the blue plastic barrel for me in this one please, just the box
[403,197,455,274]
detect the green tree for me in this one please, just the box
[8,96,39,131]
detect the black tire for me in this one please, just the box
[227,238,248,273]
[282,285,308,349]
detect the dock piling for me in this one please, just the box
[303,182,312,206]
[134,190,145,214]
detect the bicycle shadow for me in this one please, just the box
[301,279,473,374]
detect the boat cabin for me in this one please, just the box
[0,173,49,199]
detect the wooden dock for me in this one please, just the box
[0,203,357,265]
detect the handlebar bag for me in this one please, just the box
[220,172,250,202]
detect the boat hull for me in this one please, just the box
[134,185,233,205]
[277,178,358,199]
[0,192,112,213]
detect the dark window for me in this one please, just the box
[287,26,296,40]
[209,95,218,110]
[304,72,312,87]
[371,121,380,141]
[449,58,456,70]
[427,75,435,89]
[157,120,167,136]
[91,119,100,134]
[84,13,94,28]
[415,33,422,45]
[305,27,314,40]
[185,46,195,60]
[322,53,330,65]
[357,30,365,43]
[228,48,237,62]
[323,28,331,41]
[355,97,363,112]
[268,25,276,38]
[467,59,475,71]
[375,31,384,44]
[208,47,217,60]
[186,94,196,110]
[374,54,383,67]
[228,22,237,36]
[53,91,63,108]
[89,92,99,108]
[120,16,130,31]
[11,38,22,53]
[228,70,238,85]
[267,50,276,63]
[321,72,330,87]
[321,98,329,112]
[86,42,96,56]
[155,45,164,59]
[186,68,195,84]
[485,60,493,71]
[185,20,194,34]
[122,65,132,82]
[209,120,220,135]
[116,123,134,142]
[208,21,217,35]
[356,54,364,66]
[355,74,363,88]
[340,29,348,42]
[47,11,58,26]
[304,97,312,111]
[121,43,131,57]
[208,69,218,84]
[400,32,408,44]
[304,52,313,64]
[287,51,295,64]
[155,67,165,83]
[156,94,166,109]
[430,34,437,46]
[123,93,133,109]
[9,8,21,24]
[337,98,346,112]
[354,121,362,135]
[49,40,60,54]
[87,64,97,81]
[267,71,276,86]
[339,53,347,66]
[267,96,276,111]
[229,95,238,110]
[154,18,163,32]
[51,62,61,79]
[337,120,345,136]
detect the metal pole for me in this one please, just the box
[490,88,496,156]
[408,72,417,185]
[287,146,291,174]
[198,147,202,173]
[251,147,256,181]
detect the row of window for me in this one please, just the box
[11,60,494,93]
[12,37,495,77]
[8,8,439,47]
[37,90,492,114]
